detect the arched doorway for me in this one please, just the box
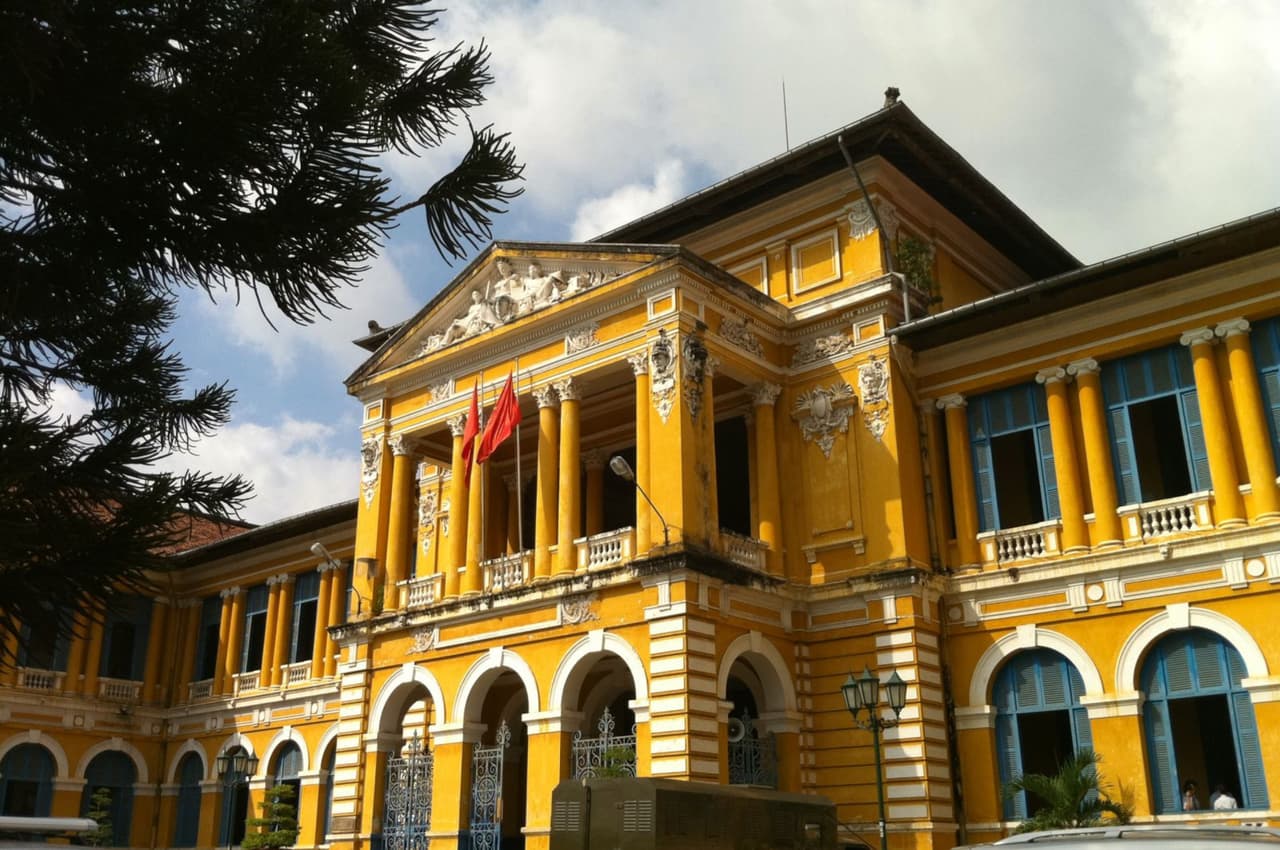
[569,658,637,778]
[992,649,1092,819]
[373,676,439,850]
[724,658,777,788]
[469,672,527,850]
[219,746,252,847]
[0,743,55,817]
[270,743,303,828]
[173,752,204,847]
[81,751,138,847]
[1141,628,1268,812]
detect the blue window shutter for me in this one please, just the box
[1259,369,1280,467]
[173,754,203,847]
[1036,423,1060,520]
[1039,658,1067,708]
[1143,699,1178,813]
[1163,638,1194,696]
[1191,633,1226,691]
[1179,387,1211,492]
[996,712,1026,820]
[1231,690,1269,809]
[1108,407,1140,505]
[972,440,997,532]
[1067,665,1094,754]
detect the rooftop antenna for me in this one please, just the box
[781,78,791,150]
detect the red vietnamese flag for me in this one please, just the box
[461,382,480,485]
[477,373,521,464]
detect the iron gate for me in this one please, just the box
[384,734,433,850]
[469,720,511,850]
[571,707,637,778]
[728,710,778,787]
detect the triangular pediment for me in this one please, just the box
[347,242,678,387]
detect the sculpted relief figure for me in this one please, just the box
[442,290,500,345]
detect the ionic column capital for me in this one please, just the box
[749,382,782,407]
[533,385,559,409]
[276,573,295,586]
[1215,318,1251,339]
[554,377,580,402]
[446,414,467,437]
[1066,358,1100,377]
[582,448,608,470]
[935,393,966,411]
[627,352,649,376]
[220,586,242,599]
[1180,326,1216,348]
[388,434,413,457]
[1035,367,1068,386]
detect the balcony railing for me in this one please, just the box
[978,519,1063,565]
[16,668,64,692]
[188,679,214,701]
[720,529,767,572]
[233,670,261,695]
[577,527,634,571]
[282,661,310,686]
[1118,491,1211,542]
[483,552,531,592]
[400,573,444,608]
[98,678,142,701]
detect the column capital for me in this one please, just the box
[388,433,414,457]
[533,384,559,408]
[1035,366,1067,385]
[627,352,649,376]
[219,586,242,599]
[276,573,295,586]
[935,393,966,410]
[1216,318,1251,339]
[1180,326,1216,347]
[177,597,202,609]
[1066,357,1100,377]
[554,377,580,402]
[446,414,467,437]
[582,448,608,470]
[749,382,782,407]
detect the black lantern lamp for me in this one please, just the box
[841,666,907,850]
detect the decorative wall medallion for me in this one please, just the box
[559,593,599,625]
[411,628,436,654]
[791,332,855,367]
[420,536,431,556]
[418,491,437,530]
[427,381,453,403]
[360,437,383,506]
[565,322,600,355]
[844,197,900,241]
[877,199,900,241]
[649,330,677,424]
[792,383,856,458]
[718,315,763,357]
[856,356,890,442]
[681,333,709,422]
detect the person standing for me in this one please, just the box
[1182,780,1201,811]
[1212,784,1239,810]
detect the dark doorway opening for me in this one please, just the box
[716,417,751,537]
[1129,396,1192,501]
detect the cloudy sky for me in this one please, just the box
[136,0,1280,523]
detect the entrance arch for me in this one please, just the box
[718,633,797,789]
[370,666,443,850]
[551,632,647,779]
[81,750,138,847]
[0,743,55,817]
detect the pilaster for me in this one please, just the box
[385,434,418,609]
[750,382,784,575]
[628,352,653,555]
[937,394,979,568]
[260,578,282,687]
[272,573,296,684]
[445,414,468,600]
[1217,318,1280,519]
[1181,326,1245,526]
[222,587,246,696]
[533,386,559,580]
[1067,358,1124,546]
[555,377,582,577]
[1036,367,1089,553]
[312,565,335,680]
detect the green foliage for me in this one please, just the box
[0,1,523,661]
[82,786,116,847]
[596,746,637,778]
[1003,749,1133,833]
[242,783,299,850]
[895,235,940,301]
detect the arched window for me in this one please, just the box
[173,753,204,847]
[1141,628,1268,812]
[994,649,1092,819]
[272,743,304,824]
[81,751,138,847]
[0,744,56,817]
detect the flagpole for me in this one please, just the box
[478,371,487,572]
[514,355,523,554]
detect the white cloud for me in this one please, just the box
[44,382,95,423]
[570,160,686,241]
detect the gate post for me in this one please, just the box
[428,722,485,850]
[522,710,578,850]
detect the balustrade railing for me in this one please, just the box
[1136,492,1204,539]
[720,529,767,571]
[282,662,310,686]
[234,671,261,694]
[483,552,531,592]
[400,573,444,608]
[16,668,63,692]
[188,679,214,701]
[978,519,1062,564]
[98,678,142,701]
[577,527,634,571]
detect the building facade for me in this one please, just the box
[3,100,1280,850]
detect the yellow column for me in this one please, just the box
[556,377,582,576]
[750,383,784,575]
[628,352,652,555]
[211,591,233,696]
[583,450,606,537]
[533,386,559,580]
[1036,367,1089,553]
[1182,327,1245,526]
[938,394,981,567]
[384,434,417,609]
[222,587,246,696]
[323,566,346,678]
[1067,358,1124,546]
[504,473,521,554]
[176,600,200,700]
[311,567,333,680]
[141,597,169,704]
[463,453,485,596]
[81,613,105,697]
[63,604,89,694]
[1217,318,1280,519]
[445,415,468,600]
[427,727,477,850]
[702,354,720,547]
[272,574,296,684]
[259,579,281,687]
[523,715,573,850]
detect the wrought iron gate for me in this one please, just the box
[469,720,511,850]
[727,710,777,787]
[384,734,434,850]
[571,707,637,778]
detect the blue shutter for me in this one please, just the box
[1036,423,1060,520]
[1143,699,1178,813]
[173,754,203,847]
[1067,666,1093,755]
[1162,638,1194,696]
[1260,370,1280,468]
[1108,407,1140,505]
[1179,387,1212,492]
[972,440,997,532]
[996,712,1026,819]
[1231,691,1269,809]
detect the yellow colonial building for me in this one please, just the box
[4,97,1280,850]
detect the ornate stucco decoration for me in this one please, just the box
[559,593,599,625]
[649,330,676,424]
[360,437,383,506]
[857,355,891,442]
[791,332,855,368]
[418,491,437,531]
[845,197,900,241]
[681,333,709,422]
[792,383,856,458]
[410,627,436,653]
[427,381,453,403]
[565,322,600,355]
[718,315,763,358]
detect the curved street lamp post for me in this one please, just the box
[215,750,260,850]
[842,667,907,850]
